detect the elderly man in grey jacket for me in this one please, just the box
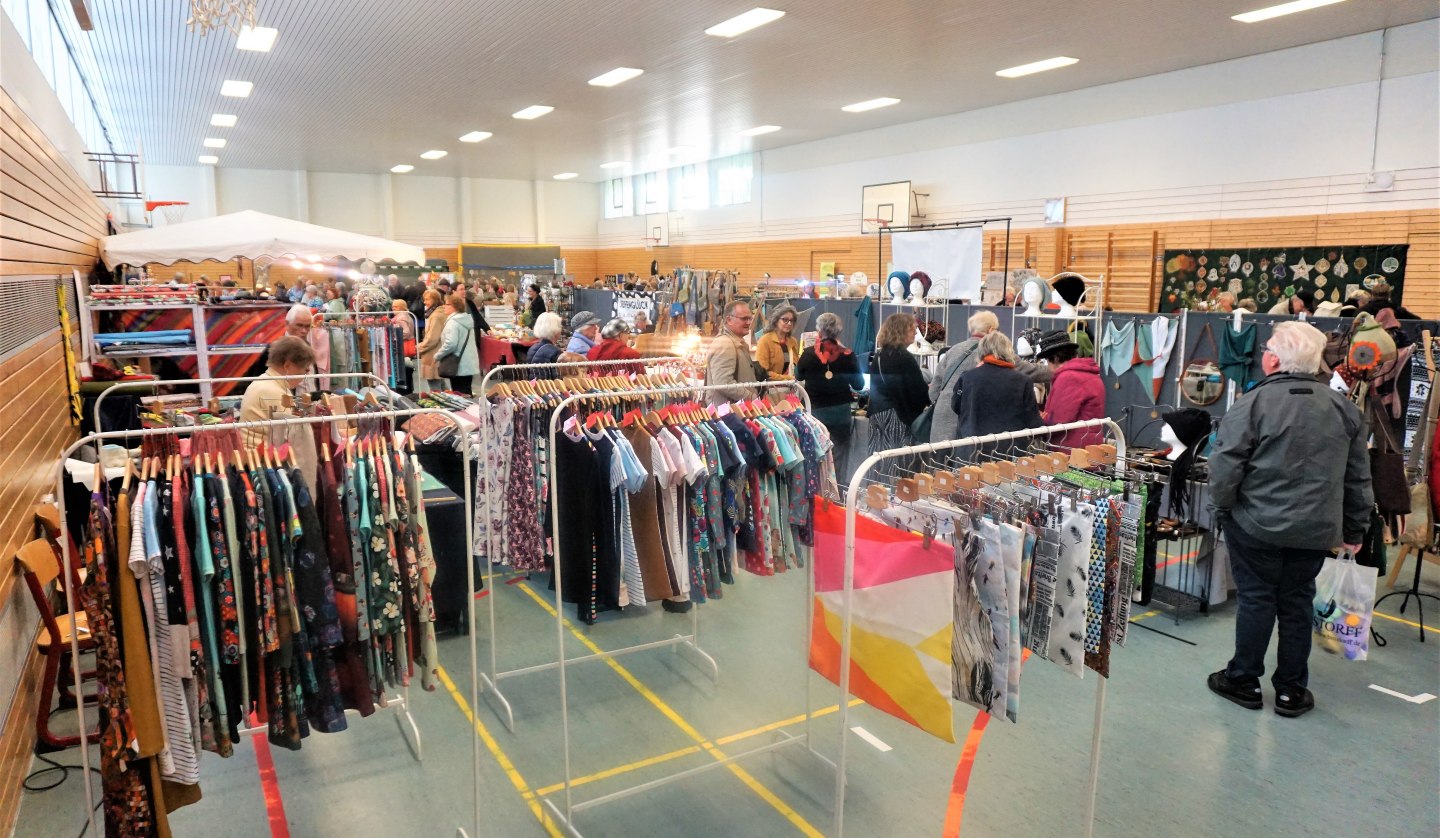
[1206,320,1373,718]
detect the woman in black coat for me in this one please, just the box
[867,312,931,480]
[951,330,1042,460]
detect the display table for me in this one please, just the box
[479,334,537,370]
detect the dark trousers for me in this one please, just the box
[449,374,473,394]
[1223,521,1327,689]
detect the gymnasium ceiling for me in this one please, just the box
[73,0,1439,181]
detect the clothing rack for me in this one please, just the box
[539,379,833,837]
[842,418,1127,837]
[54,407,482,838]
[473,356,691,731]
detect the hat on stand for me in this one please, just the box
[1050,273,1087,307]
[1032,329,1079,360]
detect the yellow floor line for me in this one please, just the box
[517,581,826,837]
[437,665,564,838]
[1373,609,1427,630]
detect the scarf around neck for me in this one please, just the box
[981,354,1016,369]
[815,338,850,365]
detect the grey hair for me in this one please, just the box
[722,300,751,319]
[765,304,797,334]
[533,311,563,342]
[967,310,999,336]
[977,330,1017,364]
[601,318,631,340]
[285,304,313,325]
[815,312,843,341]
[1266,321,1325,374]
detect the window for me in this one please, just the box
[1,0,119,154]
[670,162,709,210]
[639,170,668,213]
[603,176,633,219]
[713,154,753,207]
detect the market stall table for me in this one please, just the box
[480,334,537,370]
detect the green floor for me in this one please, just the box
[15,556,1440,838]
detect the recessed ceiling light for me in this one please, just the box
[705,7,785,37]
[420,150,447,160]
[588,67,644,87]
[210,113,237,127]
[995,56,1079,78]
[390,164,414,173]
[512,105,554,120]
[599,161,628,169]
[1232,0,1347,23]
[235,25,278,52]
[459,131,493,143]
[737,125,781,137]
[553,172,579,180]
[220,80,253,97]
[198,155,218,164]
[203,137,227,148]
[841,97,900,113]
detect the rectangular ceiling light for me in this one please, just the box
[588,67,644,87]
[841,97,900,113]
[390,164,414,173]
[705,7,785,37]
[420,149,447,160]
[220,79,253,97]
[553,172,578,180]
[210,113,237,127]
[236,25,278,52]
[203,137,227,148]
[599,161,628,169]
[459,131,492,142]
[512,105,554,120]
[1232,0,1347,23]
[995,56,1079,78]
[198,155,218,164]
[737,124,781,137]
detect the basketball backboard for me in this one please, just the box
[861,181,912,234]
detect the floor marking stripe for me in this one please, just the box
[850,726,892,752]
[1368,684,1438,704]
[940,711,991,838]
[436,665,564,838]
[517,581,825,837]
[251,725,292,838]
[1373,609,1426,630]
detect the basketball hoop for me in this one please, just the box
[643,237,661,251]
[863,217,892,230]
[147,201,190,225]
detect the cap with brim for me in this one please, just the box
[570,311,601,330]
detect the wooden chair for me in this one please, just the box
[15,539,99,751]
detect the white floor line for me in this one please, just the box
[850,726,893,752]
[1368,684,1438,704]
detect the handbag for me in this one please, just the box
[876,352,934,443]
[1368,400,1411,518]
[1180,323,1224,406]
[437,319,474,378]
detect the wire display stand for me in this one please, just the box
[842,418,1126,837]
[538,379,835,837]
[472,356,691,731]
[54,407,481,838]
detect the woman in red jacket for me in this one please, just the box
[587,318,646,375]
[1035,330,1105,450]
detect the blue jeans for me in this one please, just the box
[1222,521,1328,689]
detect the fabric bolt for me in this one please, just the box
[1149,317,1178,400]
[1217,321,1256,389]
[1046,504,1093,677]
[1099,320,1137,377]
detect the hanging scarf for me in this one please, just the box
[1217,322,1256,389]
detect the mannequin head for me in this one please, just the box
[1020,278,1048,313]
[1050,287,1077,318]
[1160,423,1185,461]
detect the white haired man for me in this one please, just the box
[1206,321,1373,717]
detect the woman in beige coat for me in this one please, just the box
[416,289,452,389]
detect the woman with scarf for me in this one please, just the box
[796,312,865,476]
[951,330,1042,459]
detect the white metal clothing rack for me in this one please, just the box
[539,379,835,838]
[841,418,1126,837]
[54,407,481,838]
[472,356,689,731]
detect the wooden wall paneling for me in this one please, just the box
[0,648,44,838]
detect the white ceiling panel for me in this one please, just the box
[80,0,1437,180]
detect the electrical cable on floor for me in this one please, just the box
[22,752,102,838]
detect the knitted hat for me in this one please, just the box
[1050,273,1086,306]
[1033,329,1078,359]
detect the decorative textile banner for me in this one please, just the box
[809,501,955,742]
[612,290,654,326]
[1158,244,1409,313]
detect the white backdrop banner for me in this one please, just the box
[612,290,654,326]
[891,227,983,301]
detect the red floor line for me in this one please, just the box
[1156,547,1201,570]
[941,711,991,838]
[252,729,292,838]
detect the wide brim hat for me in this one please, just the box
[1033,329,1079,359]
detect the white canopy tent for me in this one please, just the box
[99,209,426,268]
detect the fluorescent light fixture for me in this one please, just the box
[705,7,785,37]
[512,105,554,120]
[203,138,227,148]
[588,67,644,87]
[737,124,781,137]
[210,113,237,127]
[220,79,253,97]
[599,161,628,169]
[995,56,1079,78]
[390,164,414,173]
[841,97,900,113]
[236,25,278,52]
[1232,0,1347,23]
[553,172,579,180]
[459,131,492,142]
[420,149,447,160]
[290,259,304,268]
[198,155,219,164]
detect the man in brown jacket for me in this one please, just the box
[705,300,757,404]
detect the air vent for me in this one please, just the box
[0,275,63,361]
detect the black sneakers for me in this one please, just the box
[1208,670,1263,710]
[1274,686,1315,718]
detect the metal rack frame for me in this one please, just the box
[867,216,1013,303]
[54,407,481,838]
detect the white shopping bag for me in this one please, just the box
[1312,553,1378,661]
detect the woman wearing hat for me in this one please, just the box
[587,318,645,375]
[1036,329,1105,450]
[756,305,800,380]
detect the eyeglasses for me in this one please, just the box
[779,317,795,323]
[729,314,754,322]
